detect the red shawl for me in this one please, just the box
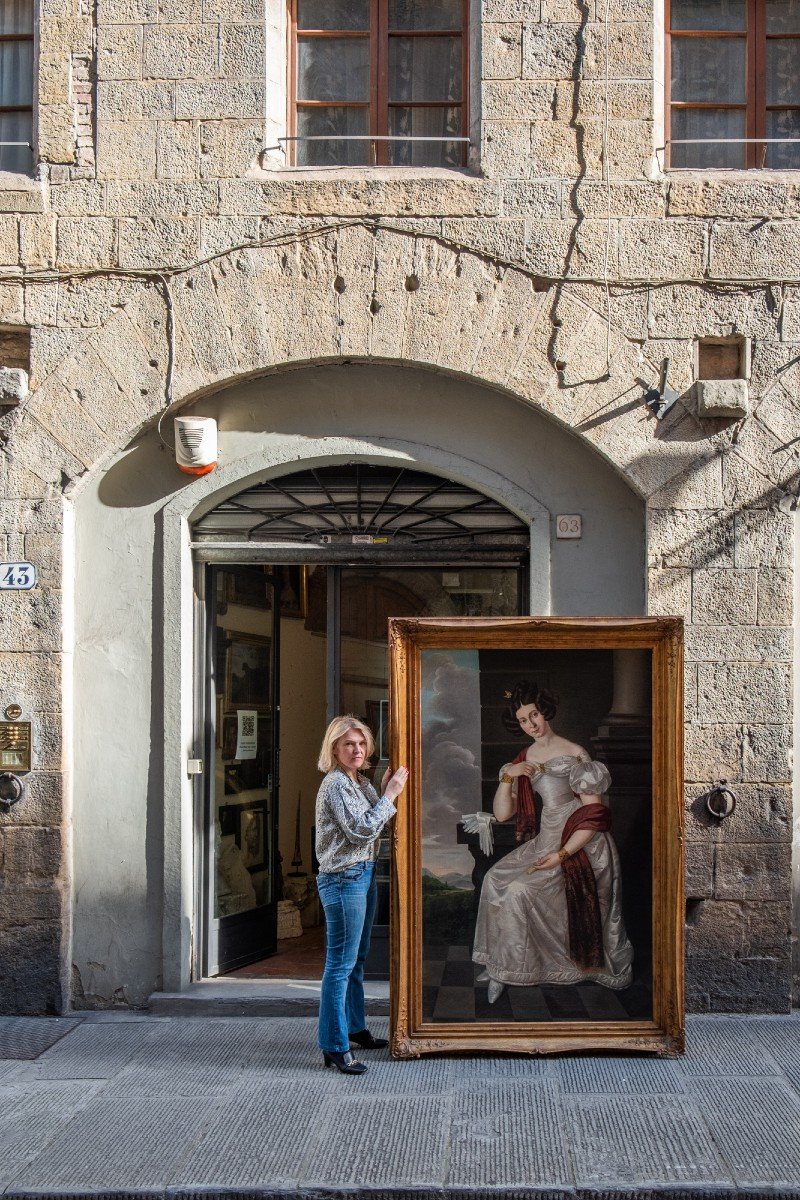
[511,749,539,843]
[560,803,612,970]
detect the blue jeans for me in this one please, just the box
[316,860,377,1054]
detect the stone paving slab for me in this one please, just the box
[0,1017,81,1059]
[0,1013,799,1199]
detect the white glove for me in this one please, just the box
[462,811,496,856]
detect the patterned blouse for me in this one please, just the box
[314,768,397,874]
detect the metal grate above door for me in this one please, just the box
[192,465,529,563]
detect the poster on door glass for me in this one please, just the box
[389,617,684,1058]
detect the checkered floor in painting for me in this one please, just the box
[422,942,653,1022]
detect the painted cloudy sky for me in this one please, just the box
[420,649,483,884]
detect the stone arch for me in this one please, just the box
[12,223,710,504]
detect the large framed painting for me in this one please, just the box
[389,617,684,1057]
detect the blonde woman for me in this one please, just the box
[315,715,408,1075]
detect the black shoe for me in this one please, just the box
[350,1029,389,1050]
[322,1050,367,1075]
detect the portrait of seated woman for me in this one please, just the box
[472,680,634,1004]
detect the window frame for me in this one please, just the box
[287,0,470,168]
[666,0,800,170]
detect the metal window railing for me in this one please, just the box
[666,137,800,168]
[264,134,471,164]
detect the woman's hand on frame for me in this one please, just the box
[383,765,409,802]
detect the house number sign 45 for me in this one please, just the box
[0,562,36,590]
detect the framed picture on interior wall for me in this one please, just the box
[226,566,272,610]
[270,565,308,619]
[221,711,237,759]
[389,616,684,1058]
[237,801,268,873]
[226,635,271,712]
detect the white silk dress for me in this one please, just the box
[472,755,634,989]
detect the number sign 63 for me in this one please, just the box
[0,562,36,590]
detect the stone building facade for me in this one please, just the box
[0,0,798,1015]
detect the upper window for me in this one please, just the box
[667,0,800,169]
[289,0,468,168]
[0,0,32,174]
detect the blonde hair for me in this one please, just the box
[318,715,375,773]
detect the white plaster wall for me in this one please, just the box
[72,362,645,1005]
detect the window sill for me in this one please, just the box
[236,166,498,219]
[0,171,44,213]
[666,169,800,218]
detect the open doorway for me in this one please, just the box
[197,465,531,982]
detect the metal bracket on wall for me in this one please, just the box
[644,358,680,421]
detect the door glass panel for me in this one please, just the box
[213,566,276,923]
[671,35,745,102]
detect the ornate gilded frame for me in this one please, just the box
[389,617,684,1058]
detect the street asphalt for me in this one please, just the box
[0,1011,799,1199]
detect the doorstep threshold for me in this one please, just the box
[148,977,390,1017]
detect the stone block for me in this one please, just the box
[741,722,792,783]
[159,0,203,17]
[96,120,157,180]
[685,625,791,664]
[697,379,750,419]
[56,218,117,268]
[200,215,260,257]
[735,509,793,568]
[199,120,263,179]
[685,723,741,783]
[618,219,707,282]
[757,567,792,626]
[97,79,175,119]
[692,569,757,627]
[220,23,264,78]
[442,217,526,263]
[779,285,800,342]
[39,17,92,56]
[97,24,142,80]
[668,176,800,219]
[685,840,713,898]
[686,781,792,843]
[501,179,562,218]
[647,449,724,510]
[647,566,691,617]
[710,220,800,280]
[685,899,791,957]
[175,79,263,120]
[686,955,790,1013]
[569,181,667,220]
[697,661,791,723]
[203,0,262,16]
[527,217,614,278]
[221,176,499,218]
[0,771,63,826]
[98,0,158,19]
[2,826,62,879]
[156,121,199,180]
[0,368,28,407]
[49,181,105,215]
[522,21,579,78]
[3,416,83,487]
[0,186,42,215]
[721,450,785,513]
[38,102,78,163]
[482,22,523,79]
[30,374,110,467]
[648,508,735,569]
[38,55,71,106]
[482,80,555,122]
[555,79,653,121]
[106,180,218,217]
[481,121,531,177]
[714,842,791,901]
[0,214,18,266]
[57,275,138,329]
[484,0,541,16]
[754,384,800,447]
[647,284,778,341]
[581,20,652,79]
[19,216,56,268]
[0,920,65,1014]
[143,23,218,80]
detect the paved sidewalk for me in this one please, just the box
[1,1012,799,1199]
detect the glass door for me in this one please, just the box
[205,565,280,975]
